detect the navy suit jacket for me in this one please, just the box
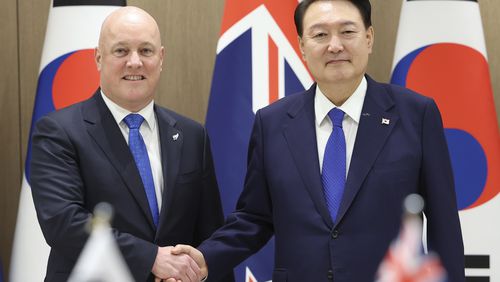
[30,91,234,282]
[199,76,464,282]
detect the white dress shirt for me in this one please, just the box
[315,77,367,177]
[101,92,164,210]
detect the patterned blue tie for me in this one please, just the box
[322,108,346,223]
[124,114,159,227]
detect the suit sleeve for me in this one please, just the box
[198,110,274,280]
[30,115,157,281]
[193,129,225,244]
[419,99,465,281]
[193,129,235,282]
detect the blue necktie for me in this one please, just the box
[322,108,346,223]
[124,114,159,227]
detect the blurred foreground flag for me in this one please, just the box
[9,1,125,281]
[391,1,500,279]
[376,195,446,282]
[205,0,312,281]
[68,203,133,282]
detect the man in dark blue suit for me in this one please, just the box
[30,6,233,282]
[174,0,464,281]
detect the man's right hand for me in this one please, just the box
[152,246,203,282]
[171,244,208,280]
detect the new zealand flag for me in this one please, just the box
[206,0,313,281]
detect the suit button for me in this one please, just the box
[331,230,339,239]
[327,270,333,280]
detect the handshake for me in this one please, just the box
[152,245,207,282]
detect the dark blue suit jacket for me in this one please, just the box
[199,76,464,282]
[30,91,233,282]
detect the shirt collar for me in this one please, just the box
[100,90,156,131]
[314,77,367,126]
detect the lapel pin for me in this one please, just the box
[362,112,370,117]
[381,118,390,125]
[172,133,179,141]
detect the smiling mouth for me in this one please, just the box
[326,59,349,65]
[123,75,145,81]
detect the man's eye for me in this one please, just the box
[313,33,327,38]
[114,48,127,56]
[143,49,153,56]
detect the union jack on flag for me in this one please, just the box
[376,196,446,282]
[206,0,312,281]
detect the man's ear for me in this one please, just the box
[366,26,374,54]
[94,47,102,71]
[159,46,165,71]
[298,36,306,60]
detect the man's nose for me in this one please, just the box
[327,35,344,53]
[127,51,143,67]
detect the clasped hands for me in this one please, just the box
[152,245,207,282]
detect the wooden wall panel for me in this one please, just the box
[368,0,401,82]
[0,0,21,275]
[19,0,50,182]
[8,1,50,277]
[480,0,500,123]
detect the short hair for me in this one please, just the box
[294,0,372,37]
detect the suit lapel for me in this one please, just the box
[155,106,182,233]
[335,76,399,226]
[283,85,335,228]
[83,91,156,230]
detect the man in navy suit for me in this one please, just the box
[30,6,233,282]
[174,0,464,281]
